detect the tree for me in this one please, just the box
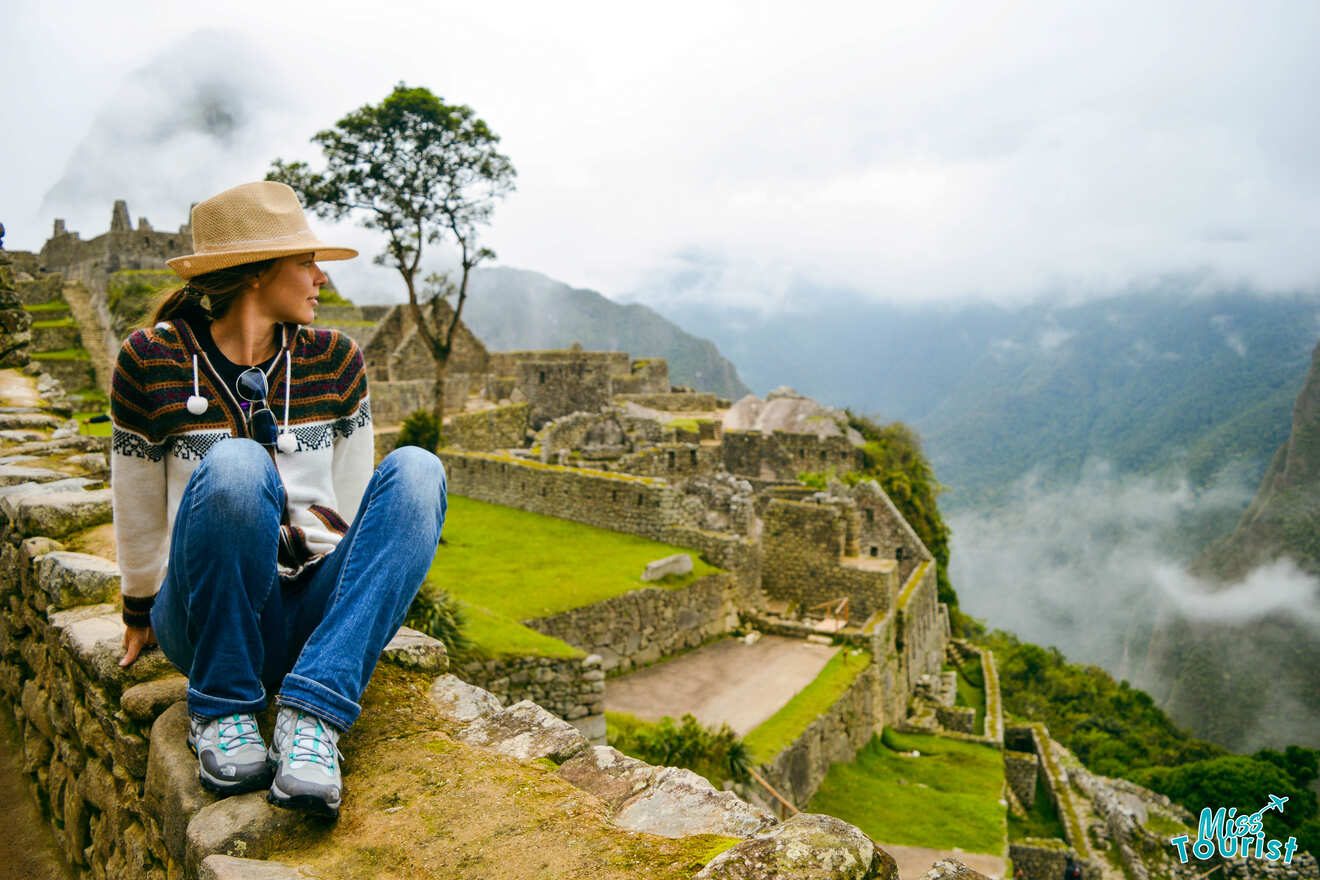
[269,82,516,425]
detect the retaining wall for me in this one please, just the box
[754,656,885,816]
[443,450,680,542]
[525,573,741,675]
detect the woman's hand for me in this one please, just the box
[120,624,157,667]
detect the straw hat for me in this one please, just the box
[166,181,357,279]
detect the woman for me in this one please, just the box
[112,180,447,818]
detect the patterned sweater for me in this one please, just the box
[110,318,374,626]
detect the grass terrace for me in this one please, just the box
[951,660,987,735]
[426,495,720,659]
[808,728,1007,855]
[1007,772,1067,842]
[742,648,871,765]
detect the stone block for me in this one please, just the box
[916,859,992,880]
[145,702,220,866]
[186,793,318,878]
[34,550,121,609]
[78,756,118,813]
[557,745,656,812]
[380,625,448,673]
[457,699,590,764]
[642,552,693,581]
[5,487,113,539]
[122,675,189,723]
[199,855,317,880]
[427,674,502,728]
[697,813,897,880]
[613,765,776,840]
[21,679,54,739]
[51,607,175,688]
[0,463,69,487]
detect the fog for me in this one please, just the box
[950,461,1320,749]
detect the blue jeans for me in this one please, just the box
[151,439,447,731]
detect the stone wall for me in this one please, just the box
[935,705,976,734]
[848,480,933,583]
[1009,841,1073,880]
[760,499,897,623]
[1004,749,1040,808]
[897,562,946,697]
[722,430,862,483]
[462,652,606,742]
[443,450,680,543]
[444,403,530,450]
[609,359,669,395]
[517,359,614,428]
[615,391,717,411]
[754,656,885,816]
[525,573,741,675]
[612,444,720,478]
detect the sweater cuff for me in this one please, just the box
[122,594,155,628]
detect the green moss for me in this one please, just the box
[1142,812,1190,838]
[743,649,871,764]
[32,348,90,360]
[808,728,1006,854]
[21,302,70,312]
[30,317,76,328]
[444,450,663,485]
[897,560,931,609]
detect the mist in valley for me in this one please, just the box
[949,461,1320,751]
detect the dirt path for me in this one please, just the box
[0,368,43,407]
[605,635,838,734]
[879,842,1006,880]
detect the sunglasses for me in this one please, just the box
[236,367,279,448]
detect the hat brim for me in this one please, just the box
[166,243,358,280]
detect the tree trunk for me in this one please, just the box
[432,354,448,439]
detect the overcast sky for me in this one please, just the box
[3,0,1318,309]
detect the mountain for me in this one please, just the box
[461,267,750,400]
[1193,340,1320,580]
[641,288,1320,508]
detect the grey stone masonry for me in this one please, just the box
[525,573,742,674]
[461,652,606,743]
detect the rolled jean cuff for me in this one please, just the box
[277,673,360,731]
[187,685,266,720]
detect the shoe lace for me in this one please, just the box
[287,712,343,770]
[216,714,260,753]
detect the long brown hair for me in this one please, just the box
[147,258,277,328]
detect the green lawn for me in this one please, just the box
[808,728,1006,855]
[743,649,871,764]
[21,302,70,312]
[427,495,720,658]
[31,317,76,328]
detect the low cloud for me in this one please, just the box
[949,462,1319,749]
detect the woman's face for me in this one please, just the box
[255,252,327,325]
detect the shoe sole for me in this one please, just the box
[189,740,274,796]
[266,784,340,819]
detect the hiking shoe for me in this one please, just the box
[267,707,343,818]
[188,712,272,794]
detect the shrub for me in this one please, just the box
[397,409,441,452]
[608,712,750,786]
[405,585,472,665]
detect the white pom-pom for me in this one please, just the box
[276,433,297,454]
[186,395,208,415]
[154,321,171,331]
